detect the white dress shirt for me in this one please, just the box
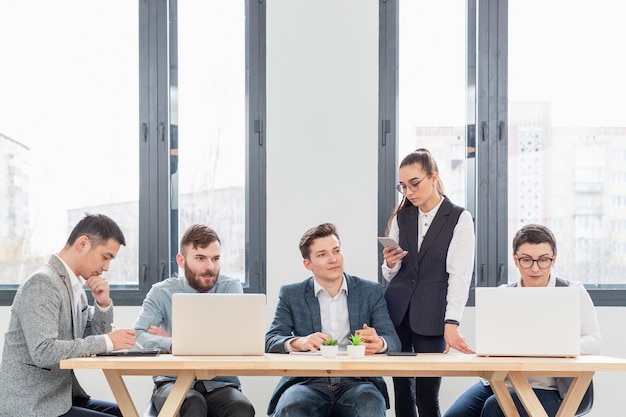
[55,255,113,351]
[315,277,351,346]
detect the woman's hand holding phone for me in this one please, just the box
[378,237,407,268]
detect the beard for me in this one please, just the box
[185,263,219,293]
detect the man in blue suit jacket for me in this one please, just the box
[265,223,401,417]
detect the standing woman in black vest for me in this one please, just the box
[381,148,475,417]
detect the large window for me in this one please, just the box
[397,1,467,208]
[0,1,139,302]
[508,0,626,293]
[0,0,266,304]
[380,0,626,304]
[378,0,474,285]
[173,1,247,282]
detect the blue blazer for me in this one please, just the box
[265,273,401,415]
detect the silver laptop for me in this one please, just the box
[475,286,580,357]
[171,293,266,356]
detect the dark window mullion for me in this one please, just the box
[377,0,398,286]
[495,0,508,287]
[246,0,267,294]
[475,0,494,288]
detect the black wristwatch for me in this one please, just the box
[444,319,460,326]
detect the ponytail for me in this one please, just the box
[387,148,446,230]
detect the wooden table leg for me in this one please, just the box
[485,371,521,417]
[555,372,593,417]
[157,370,195,417]
[508,372,548,417]
[103,370,139,417]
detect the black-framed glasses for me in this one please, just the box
[395,175,430,194]
[515,255,554,269]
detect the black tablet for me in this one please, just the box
[96,348,160,356]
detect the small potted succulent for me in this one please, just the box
[347,334,366,358]
[320,338,339,358]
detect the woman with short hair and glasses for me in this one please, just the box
[444,224,602,417]
[381,148,475,417]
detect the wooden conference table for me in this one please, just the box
[60,353,626,417]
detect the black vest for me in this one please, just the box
[384,197,464,336]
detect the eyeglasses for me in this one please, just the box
[396,175,430,194]
[515,255,554,269]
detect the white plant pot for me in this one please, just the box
[347,344,366,359]
[320,345,339,358]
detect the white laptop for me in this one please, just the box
[475,287,580,357]
[171,293,266,356]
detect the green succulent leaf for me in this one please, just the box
[349,334,363,346]
[321,338,338,346]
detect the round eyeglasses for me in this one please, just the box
[395,175,430,194]
[515,255,554,269]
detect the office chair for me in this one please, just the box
[143,401,157,417]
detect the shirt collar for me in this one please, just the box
[419,196,444,217]
[313,274,348,297]
[54,254,84,289]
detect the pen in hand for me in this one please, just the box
[111,323,145,350]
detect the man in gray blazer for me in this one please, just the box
[0,213,137,417]
[265,223,401,417]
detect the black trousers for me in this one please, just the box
[60,397,122,417]
[393,313,446,417]
[152,381,255,417]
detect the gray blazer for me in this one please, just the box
[265,274,401,415]
[0,255,113,417]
